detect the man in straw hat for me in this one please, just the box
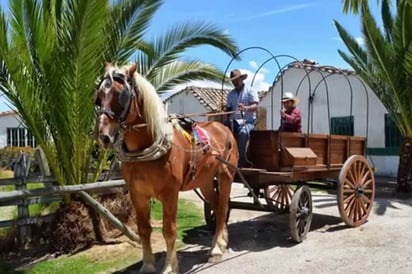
[225,69,259,167]
[279,92,302,132]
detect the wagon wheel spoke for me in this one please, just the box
[338,155,375,227]
[265,185,294,211]
[344,178,356,190]
[360,193,373,206]
[362,179,373,188]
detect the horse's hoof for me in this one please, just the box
[162,265,180,274]
[208,254,223,263]
[140,263,156,273]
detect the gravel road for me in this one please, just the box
[173,181,412,274]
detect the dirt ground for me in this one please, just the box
[169,180,412,274]
[3,178,412,274]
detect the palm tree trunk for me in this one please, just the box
[397,137,412,193]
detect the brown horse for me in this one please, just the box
[94,63,238,273]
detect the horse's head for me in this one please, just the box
[94,63,137,149]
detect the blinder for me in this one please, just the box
[95,71,135,123]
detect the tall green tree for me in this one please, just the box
[336,0,412,192]
[0,0,239,186]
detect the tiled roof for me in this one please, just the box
[165,86,229,112]
[165,86,268,112]
[288,59,357,75]
[0,110,17,117]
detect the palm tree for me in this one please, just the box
[335,0,412,192]
[0,0,239,187]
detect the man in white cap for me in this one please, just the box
[225,69,259,167]
[279,92,302,132]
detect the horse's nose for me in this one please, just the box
[99,134,111,147]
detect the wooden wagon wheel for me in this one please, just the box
[338,155,375,227]
[264,184,294,211]
[289,185,313,243]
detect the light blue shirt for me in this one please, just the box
[226,85,259,123]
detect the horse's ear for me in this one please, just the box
[127,63,137,77]
[105,62,113,71]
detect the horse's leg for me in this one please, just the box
[209,170,232,262]
[160,192,179,274]
[130,190,156,273]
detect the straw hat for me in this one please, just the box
[281,92,300,105]
[230,69,248,81]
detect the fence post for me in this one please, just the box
[35,148,51,177]
[14,152,32,247]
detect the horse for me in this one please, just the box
[94,63,238,273]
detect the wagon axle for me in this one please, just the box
[355,184,364,196]
[298,206,310,217]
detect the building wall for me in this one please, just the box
[259,67,397,176]
[164,92,209,122]
[0,113,23,148]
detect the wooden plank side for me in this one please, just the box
[279,132,306,147]
[249,130,280,171]
[330,137,347,165]
[307,135,328,165]
[349,137,366,156]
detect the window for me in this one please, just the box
[385,113,401,147]
[6,128,37,148]
[331,116,354,136]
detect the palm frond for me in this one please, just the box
[144,22,239,79]
[334,20,369,72]
[105,0,162,62]
[148,61,225,92]
[381,0,394,42]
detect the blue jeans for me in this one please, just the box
[226,120,255,167]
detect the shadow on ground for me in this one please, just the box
[115,209,345,274]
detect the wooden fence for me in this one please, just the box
[0,150,139,246]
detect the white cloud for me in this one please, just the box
[248,4,313,20]
[239,68,271,92]
[249,61,258,70]
[332,36,364,47]
[355,37,365,46]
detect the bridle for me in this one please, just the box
[96,70,146,130]
[95,67,173,162]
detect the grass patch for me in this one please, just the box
[0,169,13,179]
[150,199,204,241]
[17,252,137,274]
[7,198,203,274]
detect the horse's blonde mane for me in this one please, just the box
[126,66,168,139]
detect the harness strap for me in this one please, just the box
[118,122,174,162]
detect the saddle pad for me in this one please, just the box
[193,126,209,145]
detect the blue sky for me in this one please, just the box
[0,0,375,112]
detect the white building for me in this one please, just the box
[0,110,36,148]
[259,60,399,177]
[163,86,229,122]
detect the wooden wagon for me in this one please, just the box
[205,130,375,242]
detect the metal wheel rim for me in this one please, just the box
[289,185,312,242]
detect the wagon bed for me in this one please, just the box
[206,130,376,243]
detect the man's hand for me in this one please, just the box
[238,103,248,112]
[280,110,286,118]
